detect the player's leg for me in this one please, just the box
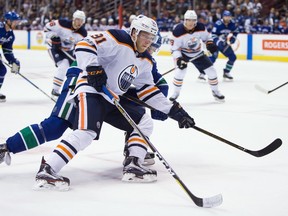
[169,64,188,102]
[0,61,7,102]
[222,47,236,80]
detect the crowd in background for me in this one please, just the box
[0,0,287,34]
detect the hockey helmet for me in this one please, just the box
[130,15,158,37]
[4,11,21,21]
[184,10,197,20]
[222,10,232,17]
[73,10,86,22]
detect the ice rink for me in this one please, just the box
[0,50,287,216]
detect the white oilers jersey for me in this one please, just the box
[171,22,212,59]
[73,29,173,114]
[44,19,87,51]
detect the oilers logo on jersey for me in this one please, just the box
[186,37,201,52]
[118,65,138,91]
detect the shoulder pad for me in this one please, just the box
[58,19,73,29]
[108,29,134,49]
[173,23,186,37]
[194,22,206,31]
[215,20,222,25]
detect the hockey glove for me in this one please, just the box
[217,40,226,50]
[229,36,236,44]
[151,110,168,121]
[176,57,187,70]
[51,35,61,50]
[206,41,218,54]
[11,59,20,74]
[86,65,107,92]
[168,101,195,128]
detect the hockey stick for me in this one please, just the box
[161,52,205,76]
[61,49,76,61]
[255,82,288,94]
[0,57,56,102]
[103,86,222,208]
[121,94,282,157]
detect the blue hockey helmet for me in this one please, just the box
[4,11,21,21]
[222,10,232,17]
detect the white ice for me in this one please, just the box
[0,50,287,216]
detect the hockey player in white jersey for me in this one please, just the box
[44,10,87,97]
[34,15,195,189]
[169,10,225,102]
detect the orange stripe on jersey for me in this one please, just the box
[76,78,87,85]
[128,137,147,146]
[53,79,63,85]
[173,80,183,85]
[106,31,135,51]
[138,86,158,98]
[76,41,96,50]
[57,144,73,159]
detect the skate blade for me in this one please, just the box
[122,173,157,183]
[33,179,69,191]
[223,77,233,82]
[213,97,225,103]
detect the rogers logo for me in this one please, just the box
[262,40,288,51]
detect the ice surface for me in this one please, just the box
[0,50,287,216]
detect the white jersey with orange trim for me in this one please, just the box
[171,22,213,59]
[44,19,87,51]
[73,29,173,114]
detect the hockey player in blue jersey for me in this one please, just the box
[0,11,21,102]
[210,10,239,80]
[0,31,168,170]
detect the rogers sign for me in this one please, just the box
[262,40,288,51]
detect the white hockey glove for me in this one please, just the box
[11,59,20,74]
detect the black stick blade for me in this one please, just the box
[248,138,282,157]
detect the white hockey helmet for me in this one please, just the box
[184,10,197,20]
[73,10,86,22]
[130,15,158,37]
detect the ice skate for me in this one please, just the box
[223,72,233,81]
[169,92,179,102]
[212,90,225,102]
[122,156,157,183]
[198,73,206,82]
[33,157,70,191]
[51,89,60,97]
[143,152,155,166]
[0,143,11,165]
[0,93,6,102]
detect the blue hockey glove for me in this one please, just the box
[206,41,218,54]
[176,57,187,70]
[229,36,236,44]
[168,101,195,128]
[86,65,107,92]
[217,40,226,51]
[51,35,61,50]
[151,110,168,121]
[11,59,20,74]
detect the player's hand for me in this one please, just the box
[86,65,107,92]
[206,41,218,54]
[11,59,20,74]
[176,57,187,70]
[168,101,195,128]
[51,35,61,50]
[229,36,236,44]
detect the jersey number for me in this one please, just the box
[91,34,107,44]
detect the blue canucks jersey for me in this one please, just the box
[0,21,17,63]
[211,19,239,44]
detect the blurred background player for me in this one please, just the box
[0,11,21,102]
[44,10,87,97]
[169,10,224,102]
[210,10,239,80]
